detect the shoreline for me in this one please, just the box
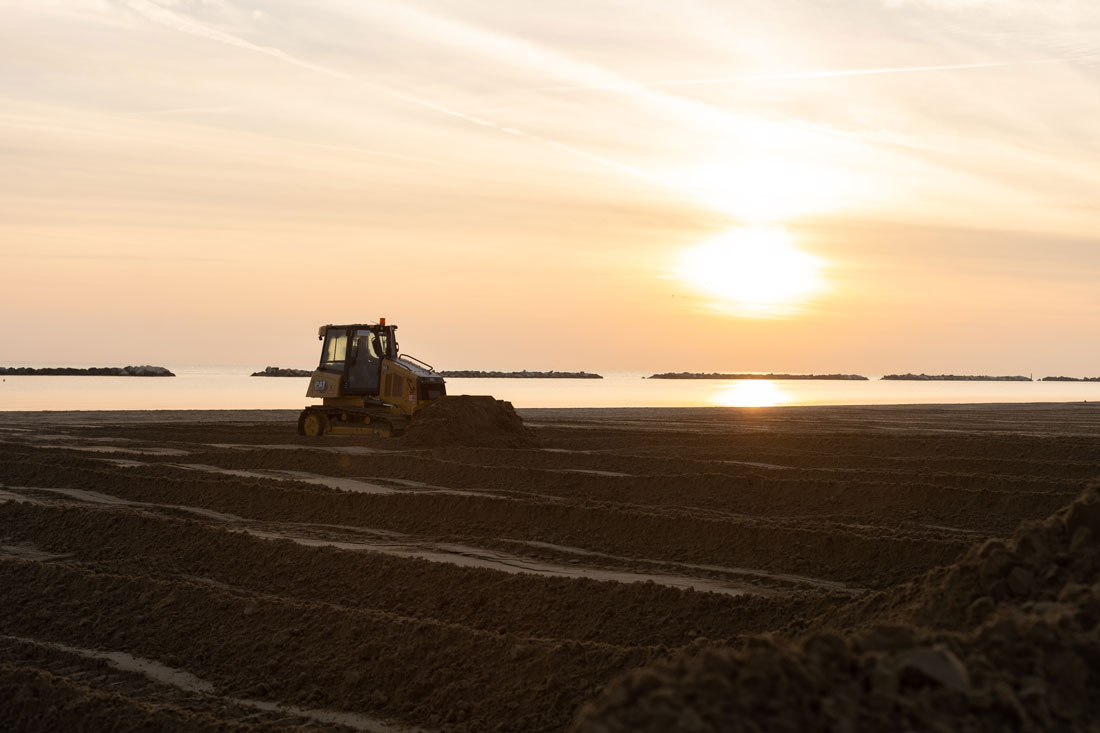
[1,400,1097,427]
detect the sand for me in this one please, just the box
[1,402,1099,731]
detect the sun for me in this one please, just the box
[678,227,825,316]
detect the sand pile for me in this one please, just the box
[403,395,536,448]
[573,485,1100,731]
[899,484,1100,631]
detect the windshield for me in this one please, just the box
[354,328,395,360]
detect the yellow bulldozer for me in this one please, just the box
[297,319,447,437]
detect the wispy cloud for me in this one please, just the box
[118,0,354,80]
[1,250,234,263]
[535,60,1045,92]
[334,1,767,139]
[114,0,692,199]
[0,104,441,166]
[149,105,241,115]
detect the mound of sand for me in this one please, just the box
[402,395,536,449]
[573,485,1100,731]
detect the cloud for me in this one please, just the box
[534,60,1038,92]
[112,0,700,203]
[118,0,353,80]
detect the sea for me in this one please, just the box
[2,365,1100,411]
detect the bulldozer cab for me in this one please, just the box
[315,323,397,397]
[347,328,392,393]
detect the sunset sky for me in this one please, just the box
[2,0,1098,374]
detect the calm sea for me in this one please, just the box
[2,366,1100,411]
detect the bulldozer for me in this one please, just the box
[297,319,447,437]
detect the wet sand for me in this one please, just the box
[1,402,1099,731]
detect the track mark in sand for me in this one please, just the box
[9,486,137,506]
[209,442,393,455]
[0,635,419,733]
[546,468,635,477]
[527,420,708,433]
[0,485,245,522]
[924,523,986,535]
[239,526,774,598]
[6,636,215,694]
[435,458,635,479]
[368,477,436,488]
[34,444,192,456]
[0,544,73,562]
[540,447,605,455]
[14,488,743,595]
[281,521,408,539]
[99,458,496,498]
[175,573,249,593]
[718,459,789,470]
[175,464,403,494]
[0,488,47,505]
[353,476,499,498]
[233,695,423,733]
[510,539,858,593]
[99,458,150,468]
[2,435,191,456]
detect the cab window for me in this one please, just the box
[356,330,380,359]
[321,331,347,367]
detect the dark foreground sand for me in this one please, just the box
[1,402,1099,731]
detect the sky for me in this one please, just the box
[1,0,1098,374]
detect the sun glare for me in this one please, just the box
[679,159,844,223]
[678,227,825,316]
[710,381,791,408]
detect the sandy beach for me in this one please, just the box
[2,402,1099,730]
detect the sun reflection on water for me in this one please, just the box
[710,380,791,407]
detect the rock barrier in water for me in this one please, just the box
[438,370,602,379]
[250,366,312,377]
[0,366,175,376]
[648,372,868,380]
[1040,376,1100,382]
[882,374,1032,381]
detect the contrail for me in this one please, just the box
[537,60,1039,92]
[116,0,682,195]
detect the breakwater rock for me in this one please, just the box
[0,365,174,377]
[439,370,603,379]
[250,366,312,377]
[1041,376,1100,382]
[882,374,1032,381]
[648,372,869,380]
